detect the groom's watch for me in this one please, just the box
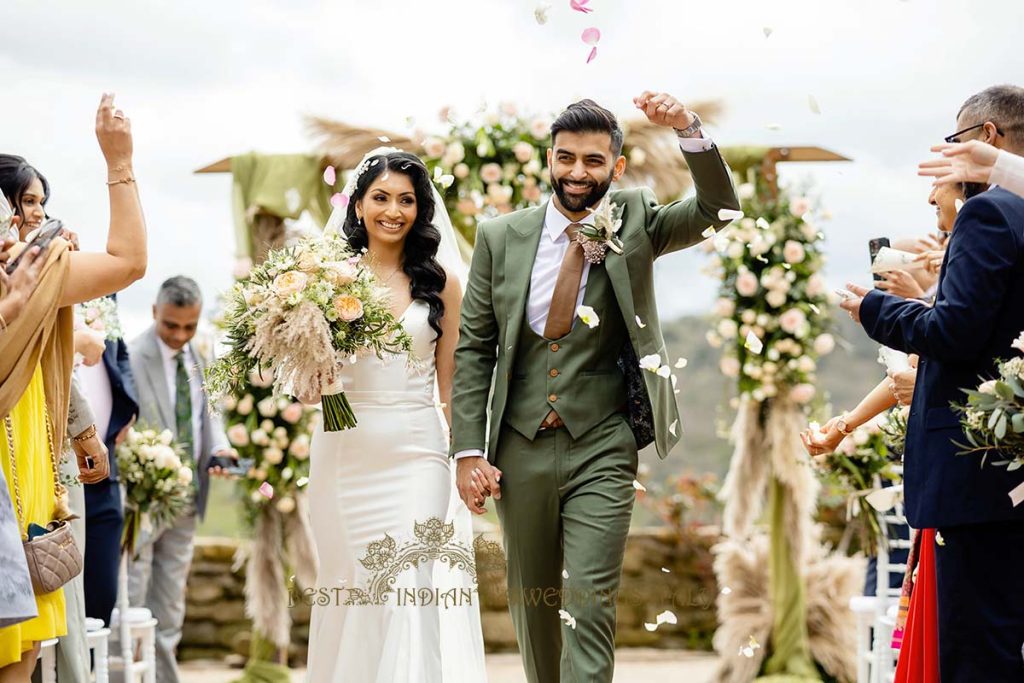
[673,113,703,138]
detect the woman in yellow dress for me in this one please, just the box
[0,93,148,681]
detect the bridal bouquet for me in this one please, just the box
[954,331,1024,470]
[75,296,123,341]
[205,230,415,431]
[116,427,193,556]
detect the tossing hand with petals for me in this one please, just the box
[633,92,697,132]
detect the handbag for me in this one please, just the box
[3,413,83,595]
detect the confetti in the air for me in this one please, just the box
[534,3,551,24]
[635,315,647,329]
[745,331,764,354]
[763,27,773,38]
[701,226,717,239]
[739,635,762,658]
[258,482,274,499]
[582,27,601,44]
[577,305,601,328]
[558,609,578,629]
[562,569,570,579]
[755,256,769,264]
[809,304,821,315]
[808,95,821,115]
[675,358,688,368]
[1009,481,1024,507]
[586,47,598,64]
[433,166,455,189]
[657,365,671,378]
[721,586,733,595]
[661,567,671,573]
[954,198,964,213]
[935,531,945,546]
[756,217,771,230]
[569,0,593,13]
[330,193,349,209]
[632,480,647,493]
[378,136,391,143]
[718,209,745,221]
[766,123,783,131]
[296,477,309,488]
[644,610,678,632]
[669,420,678,437]
[323,166,336,186]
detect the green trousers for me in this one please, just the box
[494,413,638,683]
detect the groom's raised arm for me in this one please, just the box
[644,145,740,257]
[449,223,500,458]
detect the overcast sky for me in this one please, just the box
[2,0,1021,338]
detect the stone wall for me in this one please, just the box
[180,528,718,663]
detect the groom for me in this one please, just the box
[451,93,739,682]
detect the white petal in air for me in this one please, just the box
[808,95,821,114]
[378,136,391,143]
[296,477,310,488]
[534,3,551,24]
[718,209,745,222]
[661,567,671,573]
[756,217,771,230]
[577,305,601,328]
[635,315,647,329]
[721,586,733,595]
[562,569,569,579]
[701,226,717,239]
[935,531,945,546]
[745,331,764,354]
[763,26,773,38]
[809,304,821,315]
[558,609,577,630]
[675,358,688,368]
[954,198,964,213]
[669,420,678,437]
[1009,481,1024,507]
[632,480,647,493]
[656,610,677,625]
[656,365,671,378]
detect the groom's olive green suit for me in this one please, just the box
[451,145,739,682]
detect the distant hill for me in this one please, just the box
[647,313,886,482]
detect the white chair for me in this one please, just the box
[36,638,58,683]
[849,467,910,683]
[86,617,111,683]
[108,606,158,683]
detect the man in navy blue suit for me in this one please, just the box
[77,295,139,625]
[841,85,1024,681]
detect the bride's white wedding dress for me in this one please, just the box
[305,298,487,682]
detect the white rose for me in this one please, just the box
[263,447,284,465]
[227,424,250,447]
[726,241,745,260]
[275,497,297,514]
[741,309,757,325]
[237,395,254,416]
[783,240,806,264]
[806,274,827,298]
[178,467,194,486]
[159,430,174,445]
[512,141,535,163]
[717,319,738,340]
[423,137,446,158]
[251,429,270,447]
[797,356,817,373]
[289,434,311,460]
[480,163,503,184]
[813,334,835,356]
[523,159,542,177]
[441,141,465,166]
[257,397,278,418]
[766,290,788,309]
[530,117,550,140]
[719,357,740,378]
[713,298,735,318]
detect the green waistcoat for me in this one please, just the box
[504,261,629,440]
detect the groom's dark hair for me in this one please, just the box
[550,99,624,156]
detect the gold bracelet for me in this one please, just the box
[106,176,136,186]
[73,424,97,442]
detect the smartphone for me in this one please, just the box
[4,218,63,275]
[209,456,254,477]
[868,237,891,284]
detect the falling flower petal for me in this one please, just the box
[745,331,764,354]
[675,358,688,368]
[809,304,821,315]
[661,567,671,573]
[558,609,578,629]
[755,256,769,264]
[656,365,671,378]
[586,46,598,63]
[718,209,745,221]
[656,610,677,625]
[740,646,755,658]
[701,226,717,239]
[766,123,783,131]
[721,586,733,595]
[935,531,945,546]
[378,136,391,143]
[635,315,647,329]
[1009,481,1024,507]
[258,482,274,499]
[756,217,770,230]
[323,166,336,186]
[582,27,601,45]
[671,374,678,388]
[577,305,601,328]
[644,622,658,632]
[330,193,349,209]
[534,3,551,24]
[954,198,964,213]
[669,420,678,437]
[763,26,773,38]
[808,95,821,114]
[632,480,647,493]
[569,0,593,13]
[562,569,570,579]
[296,477,310,488]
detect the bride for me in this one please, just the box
[301,148,487,682]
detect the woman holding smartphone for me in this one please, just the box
[0,93,147,682]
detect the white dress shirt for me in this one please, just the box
[157,337,204,460]
[77,362,113,443]
[991,150,1024,198]
[454,132,713,460]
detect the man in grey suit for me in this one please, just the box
[127,276,234,683]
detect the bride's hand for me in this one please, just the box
[457,457,501,515]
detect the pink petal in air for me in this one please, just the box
[586,46,598,63]
[323,166,336,185]
[258,482,274,499]
[582,27,601,45]
[570,0,593,13]
[330,193,350,209]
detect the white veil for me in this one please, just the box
[322,147,485,681]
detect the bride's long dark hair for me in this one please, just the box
[342,152,447,340]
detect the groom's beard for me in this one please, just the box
[552,173,613,213]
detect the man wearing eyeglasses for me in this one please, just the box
[841,84,1024,681]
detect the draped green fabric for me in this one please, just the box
[230,153,335,257]
[759,477,821,682]
[231,631,292,683]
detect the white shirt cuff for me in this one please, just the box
[990,150,1024,197]
[677,130,714,153]
[454,449,485,460]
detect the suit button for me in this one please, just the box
[550,343,560,352]
[548,393,558,402]
[549,368,559,377]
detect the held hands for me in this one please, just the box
[875,269,924,299]
[96,93,133,170]
[633,91,696,131]
[456,456,502,515]
[74,328,106,366]
[919,141,1000,186]
[72,431,110,484]
[838,283,871,324]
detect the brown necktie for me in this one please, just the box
[543,223,584,340]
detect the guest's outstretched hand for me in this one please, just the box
[919,141,999,185]
[800,417,844,461]
[838,283,871,324]
[633,91,696,131]
[95,93,133,170]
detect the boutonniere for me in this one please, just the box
[576,196,624,264]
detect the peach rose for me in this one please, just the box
[324,261,358,287]
[456,198,480,216]
[719,357,741,378]
[513,141,534,163]
[735,271,759,297]
[783,240,806,264]
[779,308,807,335]
[227,424,250,447]
[790,197,811,217]
[454,163,470,179]
[281,402,304,424]
[423,137,446,158]
[789,383,816,404]
[530,117,550,140]
[273,270,308,298]
[333,295,364,322]
[813,334,835,356]
[480,163,503,184]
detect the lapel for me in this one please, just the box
[503,204,546,354]
[140,328,175,430]
[603,196,640,347]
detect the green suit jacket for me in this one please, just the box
[450,145,740,461]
